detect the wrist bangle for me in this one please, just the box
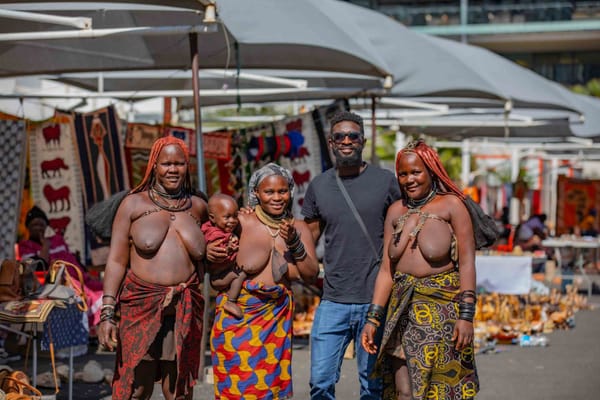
[365,318,380,328]
[458,301,476,322]
[286,232,301,248]
[459,290,477,302]
[367,304,385,322]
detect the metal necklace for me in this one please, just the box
[407,182,437,209]
[148,186,191,220]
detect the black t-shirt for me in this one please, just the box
[301,165,401,303]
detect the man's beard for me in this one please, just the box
[332,147,362,168]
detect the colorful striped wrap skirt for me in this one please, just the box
[376,269,479,400]
[210,280,293,399]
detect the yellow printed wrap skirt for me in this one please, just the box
[376,269,479,400]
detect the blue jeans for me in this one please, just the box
[309,300,383,400]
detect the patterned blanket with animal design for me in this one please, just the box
[73,106,128,265]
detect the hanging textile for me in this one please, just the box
[73,106,128,265]
[311,100,348,171]
[28,114,86,260]
[73,106,128,207]
[164,125,196,156]
[556,176,600,236]
[0,118,27,260]
[276,113,322,217]
[202,130,234,196]
[124,123,162,188]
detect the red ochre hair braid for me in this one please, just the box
[395,140,466,200]
[131,136,192,194]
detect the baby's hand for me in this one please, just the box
[239,206,254,215]
[227,236,239,254]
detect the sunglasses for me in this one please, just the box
[331,131,363,144]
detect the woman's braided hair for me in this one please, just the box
[395,140,465,200]
[131,136,193,195]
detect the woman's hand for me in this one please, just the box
[279,220,298,245]
[98,320,119,351]
[361,323,379,355]
[206,238,229,264]
[452,319,474,351]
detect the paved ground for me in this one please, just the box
[3,296,599,399]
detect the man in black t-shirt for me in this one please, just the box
[302,111,401,400]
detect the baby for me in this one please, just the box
[202,193,245,319]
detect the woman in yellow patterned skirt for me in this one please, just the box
[361,140,479,400]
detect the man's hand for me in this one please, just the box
[361,323,379,354]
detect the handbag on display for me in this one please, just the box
[34,260,88,312]
[0,368,42,400]
[0,259,41,303]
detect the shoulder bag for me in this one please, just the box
[335,173,381,263]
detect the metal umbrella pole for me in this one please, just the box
[370,95,378,165]
[189,31,210,382]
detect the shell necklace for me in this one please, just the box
[255,205,294,282]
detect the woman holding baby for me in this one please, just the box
[207,163,319,399]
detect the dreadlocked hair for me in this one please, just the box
[131,136,193,195]
[395,140,466,200]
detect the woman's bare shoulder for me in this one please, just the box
[238,212,257,226]
[386,200,407,219]
[117,192,142,212]
[442,194,467,212]
[191,194,208,213]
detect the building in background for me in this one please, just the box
[345,1,600,88]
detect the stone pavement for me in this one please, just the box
[2,296,598,399]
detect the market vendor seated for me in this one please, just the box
[515,213,550,272]
[17,205,103,333]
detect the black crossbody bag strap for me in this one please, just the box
[335,173,380,261]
